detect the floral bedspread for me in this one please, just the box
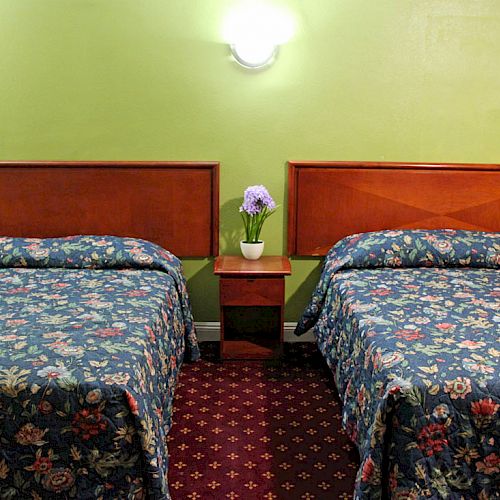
[296,230,499,499]
[0,236,199,499]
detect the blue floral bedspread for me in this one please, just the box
[0,236,199,499]
[296,230,499,499]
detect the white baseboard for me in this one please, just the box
[194,322,315,343]
[194,322,221,341]
[284,323,315,342]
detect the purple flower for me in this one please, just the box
[239,185,276,215]
[239,185,278,243]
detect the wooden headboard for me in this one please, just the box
[288,161,500,256]
[0,161,219,257]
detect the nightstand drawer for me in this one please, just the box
[220,278,284,306]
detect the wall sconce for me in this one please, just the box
[230,41,278,69]
[224,3,295,70]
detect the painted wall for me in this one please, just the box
[1,1,499,321]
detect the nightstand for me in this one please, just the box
[214,256,291,360]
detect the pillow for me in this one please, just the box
[296,229,499,335]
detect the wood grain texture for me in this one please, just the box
[214,256,292,276]
[220,278,284,306]
[0,161,219,257]
[288,161,500,256]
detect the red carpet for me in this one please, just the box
[168,342,359,499]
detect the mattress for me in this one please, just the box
[296,229,499,499]
[0,236,199,499]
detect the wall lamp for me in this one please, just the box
[224,3,295,70]
[230,41,278,70]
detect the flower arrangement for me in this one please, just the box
[239,185,277,243]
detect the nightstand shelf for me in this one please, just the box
[214,256,291,360]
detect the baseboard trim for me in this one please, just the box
[194,322,221,341]
[194,322,315,343]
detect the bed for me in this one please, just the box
[0,161,219,499]
[289,162,500,499]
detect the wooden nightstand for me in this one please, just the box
[214,256,291,360]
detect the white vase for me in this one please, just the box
[240,241,264,260]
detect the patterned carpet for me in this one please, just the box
[168,342,359,499]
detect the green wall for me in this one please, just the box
[1,1,499,321]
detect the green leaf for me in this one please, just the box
[56,375,78,391]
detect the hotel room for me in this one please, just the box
[0,1,498,499]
